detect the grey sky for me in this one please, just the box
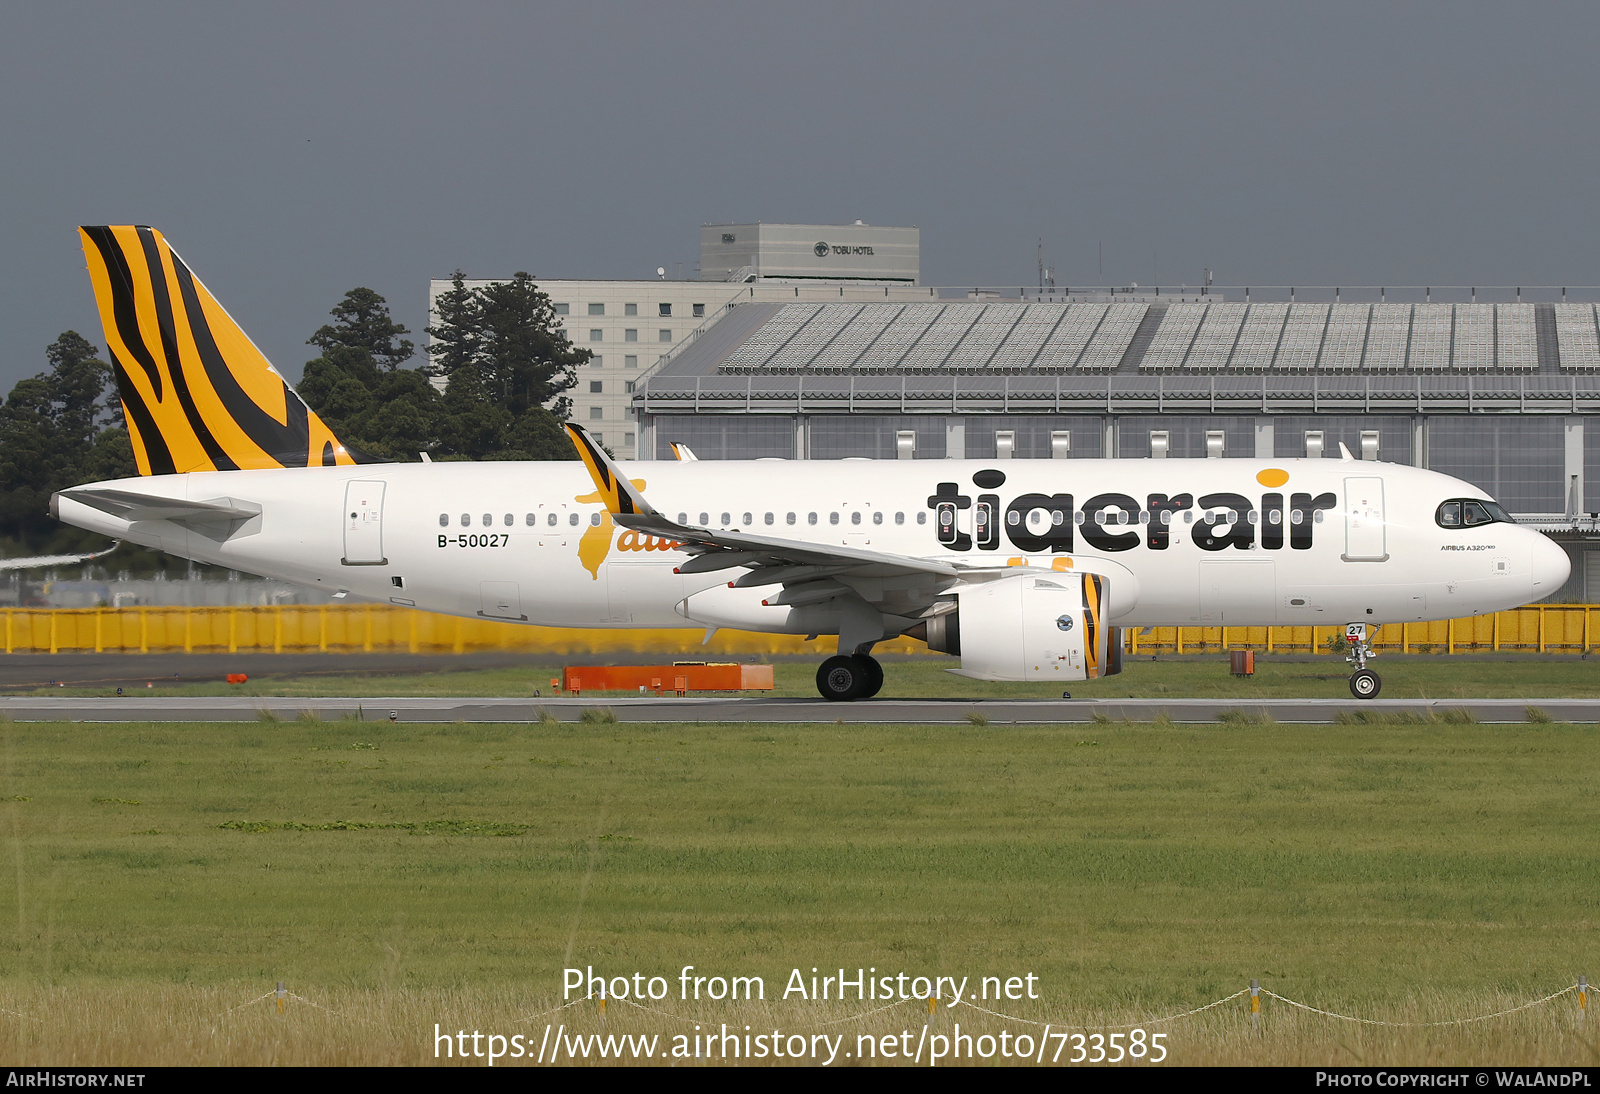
[3,1,1598,389]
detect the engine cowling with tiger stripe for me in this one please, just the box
[920,571,1121,682]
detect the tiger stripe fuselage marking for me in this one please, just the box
[77,225,357,475]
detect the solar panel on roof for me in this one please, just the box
[1078,304,1147,370]
[1496,304,1538,371]
[1318,305,1369,370]
[1554,304,1600,370]
[1274,304,1329,371]
[1140,303,1207,370]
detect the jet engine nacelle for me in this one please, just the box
[920,572,1121,682]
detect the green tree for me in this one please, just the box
[308,287,415,370]
[424,271,584,460]
[0,331,133,545]
[300,289,441,462]
[422,272,481,381]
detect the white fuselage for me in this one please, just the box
[55,458,1569,632]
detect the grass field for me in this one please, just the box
[25,651,1600,701]
[2,714,1597,1065]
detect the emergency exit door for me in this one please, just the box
[342,480,387,565]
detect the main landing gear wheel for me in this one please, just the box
[1349,669,1382,700]
[817,655,865,701]
[816,654,883,701]
[854,655,884,699]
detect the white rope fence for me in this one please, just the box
[1260,984,1580,1028]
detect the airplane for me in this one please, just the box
[0,544,120,573]
[50,226,1571,701]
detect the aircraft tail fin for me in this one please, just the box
[77,225,361,475]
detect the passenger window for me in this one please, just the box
[720,512,731,526]
[482,514,492,527]
[742,512,752,526]
[569,513,579,527]
[1268,510,1281,525]
[1183,511,1193,524]
[590,513,601,526]
[786,513,796,525]
[894,512,904,525]
[830,512,840,525]
[460,513,470,527]
[1160,511,1172,526]
[699,512,709,525]
[1313,510,1325,524]
[764,513,774,525]
[1073,512,1086,525]
[916,512,926,525]
[808,512,819,525]
[525,513,535,526]
[1291,509,1303,524]
[504,514,513,527]
[1006,511,1020,526]
[1247,511,1258,525]
[850,512,861,525]
[438,514,449,527]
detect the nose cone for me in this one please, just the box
[1529,534,1571,598]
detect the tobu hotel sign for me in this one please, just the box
[815,241,876,257]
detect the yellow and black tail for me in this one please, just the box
[78,225,360,475]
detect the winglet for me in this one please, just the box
[564,423,657,518]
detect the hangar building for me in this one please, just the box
[431,226,1600,599]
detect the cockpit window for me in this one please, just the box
[1436,498,1511,529]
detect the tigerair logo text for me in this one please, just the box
[926,467,1338,555]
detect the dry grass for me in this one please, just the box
[0,984,1596,1066]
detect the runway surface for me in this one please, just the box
[1,694,1595,723]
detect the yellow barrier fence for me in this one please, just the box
[1130,604,1599,656]
[0,605,924,658]
[0,604,1595,657]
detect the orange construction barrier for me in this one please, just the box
[563,662,774,696]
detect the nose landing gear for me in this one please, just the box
[1344,622,1381,699]
[816,653,884,701]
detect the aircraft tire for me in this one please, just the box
[853,655,884,699]
[1349,669,1381,700]
[817,656,866,702]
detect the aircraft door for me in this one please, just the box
[480,581,525,621]
[1343,477,1387,561]
[342,480,387,565]
[1199,560,1278,623]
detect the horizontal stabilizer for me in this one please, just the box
[56,488,257,524]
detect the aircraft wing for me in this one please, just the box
[565,424,984,634]
[0,542,120,572]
